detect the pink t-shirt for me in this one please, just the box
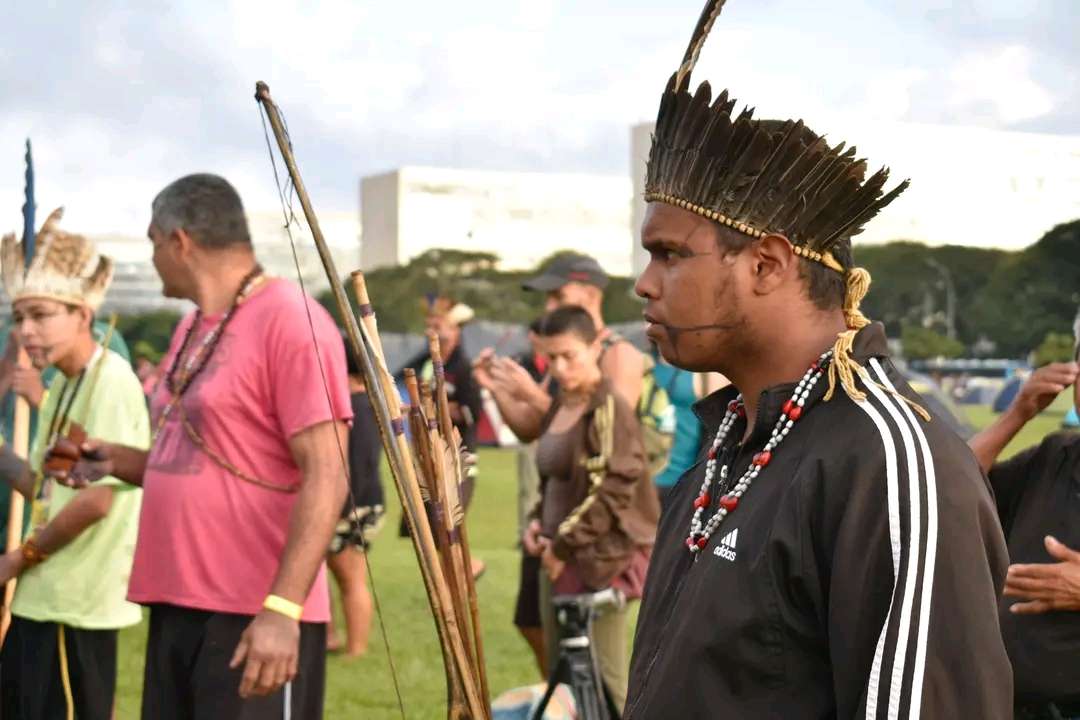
[127,278,352,622]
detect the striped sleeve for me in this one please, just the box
[826,359,1012,720]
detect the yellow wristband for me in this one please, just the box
[262,594,303,621]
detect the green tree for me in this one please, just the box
[116,310,182,359]
[317,249,643,331]
[857,241,1005,344]
[901,325,964,360]
[1033,332,1076,366]
[971,220,1080,357]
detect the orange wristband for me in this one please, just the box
[20,536,48,567]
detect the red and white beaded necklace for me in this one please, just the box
[686,350,833,554]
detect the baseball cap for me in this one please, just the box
[522,253,610,292]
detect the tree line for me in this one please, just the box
[115,219,1080,364]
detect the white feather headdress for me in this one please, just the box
[1,208,113,312]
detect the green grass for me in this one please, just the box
[113,400,1075,717]
[115,448,541,718]
[963,392,1074,459]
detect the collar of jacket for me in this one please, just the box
[692,322,891,437]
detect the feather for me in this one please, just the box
[434,433,464,531]
[1,232,24,298]
[643,0,908,260]
[675,0,732,91]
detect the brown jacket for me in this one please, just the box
[534,381,660,590]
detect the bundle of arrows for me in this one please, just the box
[255,82,491,720]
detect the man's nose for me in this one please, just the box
[635,260,658,300]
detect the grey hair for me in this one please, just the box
[151,173,252,249]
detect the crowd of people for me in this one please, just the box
[0,178,1074,720]
[0,180,1075,720]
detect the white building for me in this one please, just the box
[630,121,1080,274]
[361,166,633,275]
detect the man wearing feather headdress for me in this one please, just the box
[969,309,1080,719]
[624,1,1013,717]
[0,208,149,720]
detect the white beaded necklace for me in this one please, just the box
[686,351,833,554]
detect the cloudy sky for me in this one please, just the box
[0,0,1076,237]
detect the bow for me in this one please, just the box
[253,82,490,720]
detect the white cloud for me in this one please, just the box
[948,45,1055,125]
[0,0,1073,244]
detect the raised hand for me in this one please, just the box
[11,367,44,408]
[1010,362,1079,422]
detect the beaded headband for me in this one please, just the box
[644,0,908,275]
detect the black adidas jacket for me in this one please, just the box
[625,324,1012,719]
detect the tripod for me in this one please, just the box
[531,588,625,720]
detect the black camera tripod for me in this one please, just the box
[531,588,625,720]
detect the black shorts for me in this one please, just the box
[141,603,326,720]
[329,504,384,554]
[0,615,117,720]
[513,551,542,629]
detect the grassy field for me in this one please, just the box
[112,399,1076,718]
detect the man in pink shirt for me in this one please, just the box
[62,174,351,719]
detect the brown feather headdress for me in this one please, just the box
[644,0,908,274]
[646,0,928,417]
[2,208,114,311]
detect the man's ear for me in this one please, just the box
[78,306,94,332]
[750,233,798,295]
[173,227,196,258]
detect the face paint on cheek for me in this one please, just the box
[659,272,742,364]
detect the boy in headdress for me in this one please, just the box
[0,208,149,720]
[625,1,1013,717]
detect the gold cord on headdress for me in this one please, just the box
[823,268,931,422]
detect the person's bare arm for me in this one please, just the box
[968,362,1078,474]
[230,419,348,698]
[0,442,35,499]
[487,385,549,442]
[603,342,644,409]
[474,352,550,442]
[52,441,149,488]
[0,486,114,583]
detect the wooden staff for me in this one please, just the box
[1,347,30,642]
[428,334,491,714]
[255,82,485,719]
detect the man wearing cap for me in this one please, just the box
[474,253,643,443]
[969,311,1080,720]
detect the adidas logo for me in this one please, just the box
[713,528,738,562]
